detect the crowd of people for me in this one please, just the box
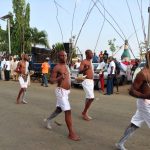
[72,50,140,96]
[0,50,149,149]
[0,55,20,81]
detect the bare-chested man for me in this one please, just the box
[79,49,94,121]
[16,54,29,104]
[116,51,150,150]
[44,51,80,141]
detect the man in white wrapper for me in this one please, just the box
[79,49,94,121]
[16,54,29,104]
[115,51,150,150]
[44,51,80,141]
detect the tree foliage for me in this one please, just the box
[50,42,77,63]
[30,27,49,48]
[108,38,116,55]
[0,0,50,55]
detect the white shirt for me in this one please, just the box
[97,61,106,74]
[75,62,81,69]
[97,61,105,70]
[1,59,6,69]
[107,61,116,74]
[5,61,11,71]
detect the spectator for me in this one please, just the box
[103,50,109,63]
[74,58,81,69]
[4,56,11,81]
[41,57,50,87]
[105,56,116,95]
[114,59,121,94]
[12,57,19,81]
[92,52,99,63]
[99,51,103,59]
[1,56,6,80]
[97,57,106,93]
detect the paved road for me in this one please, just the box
[0,80,149,150]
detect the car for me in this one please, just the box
[70,69,81,87]
[132,60,146,82]
[71,62,128,89]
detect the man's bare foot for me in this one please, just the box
[68,134,80,141]
[82,112,92,121]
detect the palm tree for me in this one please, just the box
[30,27,50,48]
[50,43,64,62]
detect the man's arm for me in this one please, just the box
[15,62,21,74]
[129,72,150,99]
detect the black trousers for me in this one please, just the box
[4,70,10,81]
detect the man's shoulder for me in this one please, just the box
[53,63,64,69]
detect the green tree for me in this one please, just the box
[12,0,27,55]
[30,27,49,48]
[50,43,77,63]
[108,38,116,55]
[23,3,31,54]
[50,43,64,62]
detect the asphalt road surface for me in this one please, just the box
[0,80,149,150]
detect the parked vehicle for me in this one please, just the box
[132,60,146,82]
[71,62,128,89]
[71,63,104,89]
[30,47,52,81]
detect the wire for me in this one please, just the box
[137,0,146,42]
[53,0,65,49]
[126,0,140,47]
[54,0,69,14]
[97,0,127,40]
[74,0,97,47]
[91,0,125,42]
[71,0,77,40]
[94,0,106,52]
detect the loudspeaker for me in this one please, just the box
[63,43,72,53]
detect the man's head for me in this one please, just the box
[99,57,104,62]
[21,54,28,61]
[45,57,50,62]
[145,51,150,69]
[85,49,93,60]
[108,56,113,62]
[58,51,67,63]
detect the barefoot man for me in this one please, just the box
[44,51,80,141]
[79,49,94,121]
[116,51,150,150]
[16,54,29,104]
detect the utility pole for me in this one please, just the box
[0,14,12,54]
[7,19,11,54]
[147,7,150,50]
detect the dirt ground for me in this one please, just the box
[0,80,149,150]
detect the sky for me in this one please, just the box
[0,0,150,60]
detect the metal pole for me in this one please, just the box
[7,19,11,54]
[147,7,150,50]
